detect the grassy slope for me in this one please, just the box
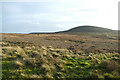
[1,33,120,79]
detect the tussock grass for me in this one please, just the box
[2,46,120,79]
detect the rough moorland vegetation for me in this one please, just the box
[1,32,120,79]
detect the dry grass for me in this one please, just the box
[2,33,118,53]
[1,33,119,79]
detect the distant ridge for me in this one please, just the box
[56,25,116,33]
[30,25,117,34]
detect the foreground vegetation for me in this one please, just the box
[1,44,120,79]
[1,33,120,79]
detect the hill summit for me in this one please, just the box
[57,25,115,33]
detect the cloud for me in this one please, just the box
[28,21,40,25]
[2,0,119,33]
[2,0,55,2]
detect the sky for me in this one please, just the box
[2,0,120,33]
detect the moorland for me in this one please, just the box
[1,26,120,79]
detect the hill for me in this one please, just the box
[56,25,117,34]
[1,26,119,79]
[30,25,118,34]
[1,27,119,79]
[1,33,120,79]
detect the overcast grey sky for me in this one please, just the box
[2,0,119,33]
